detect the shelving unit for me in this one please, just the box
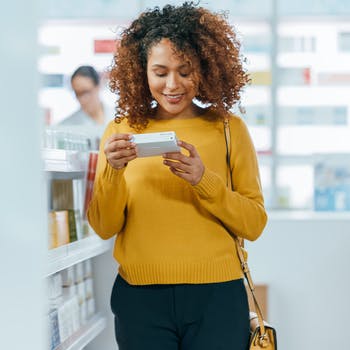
[44,146,112,350]
[47,234,112,277]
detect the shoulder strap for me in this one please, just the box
[223,118,244,248]
[223,118,233,190]
[223,117,266,336]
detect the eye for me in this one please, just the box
[155,72,167,77]
[179,67,192,77]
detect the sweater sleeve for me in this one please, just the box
[192,117,268,241]
[87,123,128,240]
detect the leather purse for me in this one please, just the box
[224,118,277,350]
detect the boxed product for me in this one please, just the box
[314,155,350,211]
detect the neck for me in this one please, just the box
[84,103,105,125]
[155,103,208,120]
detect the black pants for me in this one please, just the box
[110,274,250,350]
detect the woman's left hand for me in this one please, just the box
[162,140,204,185]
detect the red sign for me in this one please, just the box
[94,39,118,54]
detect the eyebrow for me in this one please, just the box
[151,64,190,69]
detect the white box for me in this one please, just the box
[132,131,180,157]
[61,266,75,287]
[74,262,84,284]
[80,301,88,325]
[48,273,62,300]
[84,278,94,300]
[87,298,95,318]
[76,281,86,305]
[84,259,92,279]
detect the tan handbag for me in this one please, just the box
[224,118,277,350]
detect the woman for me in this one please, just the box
[87,3,267,349]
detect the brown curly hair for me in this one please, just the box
[109,2,249,130]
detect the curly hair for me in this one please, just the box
[109,2,249,130]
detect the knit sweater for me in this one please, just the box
[87,111,267,285]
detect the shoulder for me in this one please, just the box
[227,113,246,127]
[59,110,90,125]
[224,113,249,136]
[102,117,133,138]
[205,109,246,128]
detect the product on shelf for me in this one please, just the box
[43,128,90,151]
[48,308,60,350]
[51,179,75,211]
[47,263,97,348]
[318,72,350,85]
[48,210,79,249]
[49,178,87,246]
[83,152,98,220]
[250,70,272,85]
[48,273,63,300]
[72,179,84,240]
[314,155,350,211]
[279,36,316,53]
[278,67,311,85]
[75,262,84,284]
[48,211,70,249]
[84,259,92,279]
[57,296,80,342]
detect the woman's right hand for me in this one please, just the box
[104,133,137,170]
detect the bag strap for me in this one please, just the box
[223,117,266,337]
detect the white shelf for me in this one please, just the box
[43,148,87,174]
[47,233,112,276]
[55,314,106,350]
[268,210,350,221]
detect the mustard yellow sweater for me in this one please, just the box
[87,111,267,285]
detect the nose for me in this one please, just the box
[165,73,179,90]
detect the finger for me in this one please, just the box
[122,154,138,163]
[177,140,198,157]
[169,166,192,180]
[104,133,133,150]
[105,139,136,153]
[108,148,137,160]
[163,159,191,173]
[106,133,132,143]
[108,139,136,150]
[163,152,192,165]
[169,166,202,185]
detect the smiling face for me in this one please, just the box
[146,38,200,119]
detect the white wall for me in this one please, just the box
[246,212,350,350]
[0,1,46,349]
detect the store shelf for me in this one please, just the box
[267,210,350,221]
[43,148,87,175]
[47,233,112,276]
[55,313,106,350]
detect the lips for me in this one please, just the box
[163,93,185,104]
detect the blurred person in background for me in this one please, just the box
[60,65,112,126]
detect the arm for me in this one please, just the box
[192,117,267,241]
[87,124,136,239]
